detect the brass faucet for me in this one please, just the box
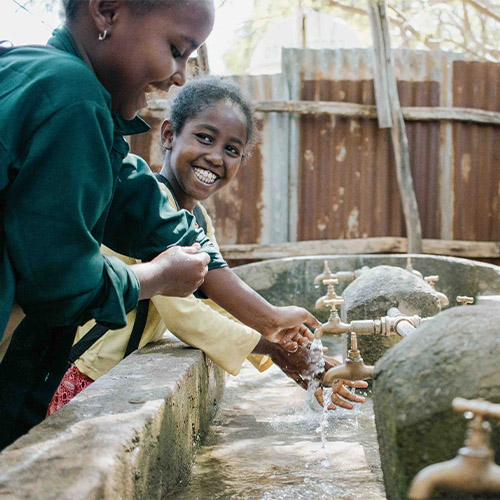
[314,300,427,340]
[315,278,343,310]
[322,332,374,385]
[313,260,366,286]
[457,295,474,306]
[424,275,449,308]
[408,397,500,500]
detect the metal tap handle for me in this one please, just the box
[350,332,358,351]
[424,275,439,288]
[452,397,500,420]
[456,296,474,306]
[313,260,334,284]
[323,278,339,287]
[324,279,341,300]
[324,297,344,308]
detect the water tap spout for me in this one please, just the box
[315,278,342,310]
[322,333,374,385]
[408,397,500,500]
[322,359,374,385]
[314,306,351,339]
[424,275,449,309]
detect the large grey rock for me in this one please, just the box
[342,265,442,365]
[373,304,500,500]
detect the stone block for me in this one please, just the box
[373,304,500,500]
[342,265,442,366]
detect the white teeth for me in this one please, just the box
[193,167,218,184]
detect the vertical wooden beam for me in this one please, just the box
[439,53,456,240]
[187,45,209,95]
[367,0,423,253]
[282,50,301,243]
[366,2,392,128]
[194,43,210,75]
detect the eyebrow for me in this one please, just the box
[198,124,245,146]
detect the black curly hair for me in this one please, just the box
[168,76,256,148]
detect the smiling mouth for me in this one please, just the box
[193,167,219,185]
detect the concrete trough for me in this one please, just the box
[0,335,225,500]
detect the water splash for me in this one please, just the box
[304,337,326,412]
[304,338,325,380]
[316,386,333,466]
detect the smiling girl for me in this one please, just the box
[47,77,365,417]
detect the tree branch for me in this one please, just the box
[463,0,500,23]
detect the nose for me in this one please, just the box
[205,147,224,167]
[171,61,187,87]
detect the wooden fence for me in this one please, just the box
[132,47,500,264]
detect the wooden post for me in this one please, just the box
[367,0,423,253]
[195,43,210,75]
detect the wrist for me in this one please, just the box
[260,305,280,336]
[251,336,276,356]
[131,261,163,300]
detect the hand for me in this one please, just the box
[316,355,367,410]
[154,244,209,297]
[265,342,367,410]
[264,306,319,352]
[135,243,210,299]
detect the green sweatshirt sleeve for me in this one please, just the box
[5,99,140,329]
[103,155,227,270]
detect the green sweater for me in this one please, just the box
[0,28,225,339]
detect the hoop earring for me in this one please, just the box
[98,30,108,41]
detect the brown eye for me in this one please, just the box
[196,133,212,144]
[225,145,241,156]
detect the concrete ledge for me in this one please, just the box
[0,335,225,500]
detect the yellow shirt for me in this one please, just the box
[74,186,272,379]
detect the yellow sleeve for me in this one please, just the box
[151,293,261,376]
[74,301,164,380]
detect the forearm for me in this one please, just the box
[199,267,277,337]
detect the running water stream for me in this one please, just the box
[169,337,386,499]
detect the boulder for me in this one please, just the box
[342,265,442,365]
[373,304,500,500]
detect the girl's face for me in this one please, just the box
[92,0,214,119]
[162,100,249,211]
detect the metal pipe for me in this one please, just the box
[387,307,417,338]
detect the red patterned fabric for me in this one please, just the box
[47,363,94,417]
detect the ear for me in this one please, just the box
[160,120,175,150]
[88,0,120,35]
